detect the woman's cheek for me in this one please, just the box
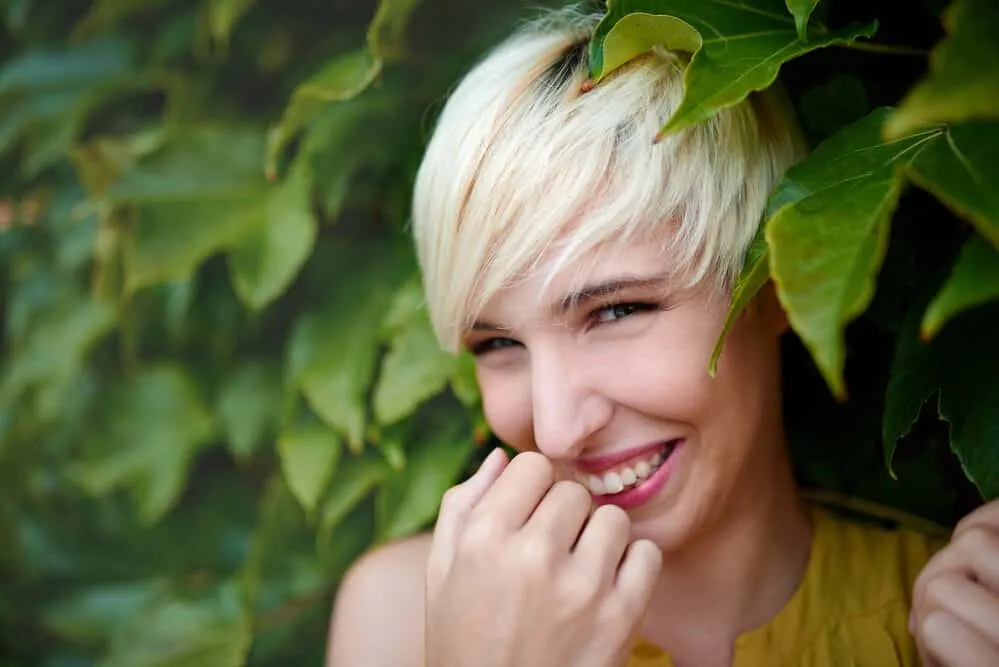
[479,369,534,451]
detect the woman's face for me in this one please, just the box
[462,239,789,551]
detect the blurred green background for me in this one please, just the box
[0,0,988,665]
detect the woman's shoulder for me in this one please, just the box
[326,531,433,667]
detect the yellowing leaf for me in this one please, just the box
[905,121,999,248]
[921,235,999,339]
[766,109,941,398]
[278,424,341,515]
[598,13,701,80]
[588,0,875,138]
[228,158,317,310]
[885,0,999,139]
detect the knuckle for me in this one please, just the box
[460,514,502,553]
[552,480,590,507]
[517,534,557,575]
[921,572,952,609]
[560,568,603,607]
[514,451,554,481]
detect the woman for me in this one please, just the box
[327,7,999,667]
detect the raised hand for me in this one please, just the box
[911,499,999,667]
[425,449,662,667]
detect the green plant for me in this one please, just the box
[0,0,996,665]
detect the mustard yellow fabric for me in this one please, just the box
[626,505,947,667]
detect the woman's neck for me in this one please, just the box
[639,440,812,666]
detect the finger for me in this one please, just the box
[524,480,592,550]
[471,451,555,531]
[920,610,999,667]
[574,504,632,582]
[920,571,999,647]
[613,539,662,621]
[952,499,999,541]
[916,525,999,616]
[429,447,509,577]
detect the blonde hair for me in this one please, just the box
[411,7,806,353]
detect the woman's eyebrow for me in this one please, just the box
[554,273,671,315]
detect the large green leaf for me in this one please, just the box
[884,300,999,499]
[921,234,999,338]
[905,121,999,248]
[72,365,216,523]
[709,227,770,375]
[98,584,251,667]
[287,242,411,451]
[588,0,876,138]
[278,423,341,515]
[216,361,284,461]
[266,0,420,175]
[228,159,317,310]
[126,194,268,292]
[373,307,456,426]
[885,0,999,139]
[767,109,942,398]
[376,408,474,541]
[318,452,391,546]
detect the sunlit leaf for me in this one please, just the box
[376,407,473,541]
[98,584,251,667]
[884,300,999,499]
[885,0,999,138]
[73,365,216,523]
[287,241,412,451]
[766,109,941,398]
[216,361,284,461]
[786,0,821,41]
[588,0,876,138]
[278,423,341,515]
[228,159,317,310]
[374,308,456,426]
[921,234,999,338]
[266,0,420,174]
[905,121,999,248]
[208,0,254,48]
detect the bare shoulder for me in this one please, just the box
[325,531,433,667]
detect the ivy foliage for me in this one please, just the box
[0,0,997,665]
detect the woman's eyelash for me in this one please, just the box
[469,337,520,356]
[589,300,662,323]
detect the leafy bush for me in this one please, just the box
[0,0,996,665]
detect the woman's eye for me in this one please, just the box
[592,302,657,324]
[469,337,520,356]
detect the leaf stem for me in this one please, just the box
[838,41,928,57]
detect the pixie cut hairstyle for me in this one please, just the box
[411,8,807,353]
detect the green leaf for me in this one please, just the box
[318,452,391,545]
[588,0,876,138]
[278,423,341,515]
[766,109,941,398]
[208,0,254,48]
[288,242,412,451]
[73,365,216,523]
[374,308,456,426]
[885,0,999,138]
[596,13,701,82]
[98,585,251,667]
[0,37,132,94]
[216,361,284,461]
[921,234,999,338]
[108,127,267,203]
[43,581,165,644]
[709,230,770,375]
[449,350,481,409]
[126,194,268,292]
[884,300,999,499]
[376,411,474,542]
[266,0,420,175]
[228,158,317,310]
[785,0,820,41]
[905,121,999,248]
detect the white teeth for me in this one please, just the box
[620,467,637,485]
[587,475,606,495]
[652,452,663,466]
[634,460,651,479]
[603,472,624,494]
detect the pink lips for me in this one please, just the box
[591,440,684,511]
[574,442,668,475]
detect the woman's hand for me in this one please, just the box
[425,449,662,667]
[911,499,999,667]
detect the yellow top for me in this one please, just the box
[626,505,947,667]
